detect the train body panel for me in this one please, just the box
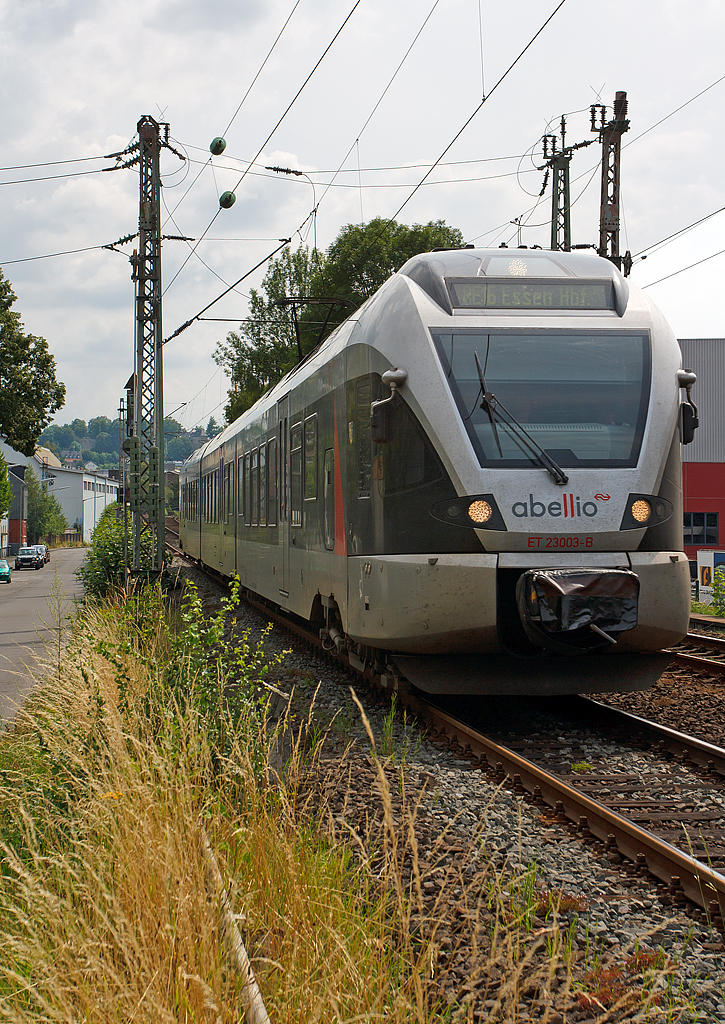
[179,247,695,695]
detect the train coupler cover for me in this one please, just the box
[516,568,639,654]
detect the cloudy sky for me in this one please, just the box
[1,0,723,429]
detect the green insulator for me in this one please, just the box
[219,191,236,209]
[210,137,226,156]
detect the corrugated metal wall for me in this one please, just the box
[678,339,725,463]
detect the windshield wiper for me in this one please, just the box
[473,351,569,486]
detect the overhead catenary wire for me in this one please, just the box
[164,0,360,297]
[164,238,292,344]
[632,205,725,262]
[382,0,569,229]
[220,0,302,139]
[642,248,725,289]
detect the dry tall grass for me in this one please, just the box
[0,585,690,1023]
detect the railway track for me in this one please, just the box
[164,520,725,925]
[415,693,725,928]
[669,630,725,676]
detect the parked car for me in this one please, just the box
[0,559,12,583]
[34,544,50,564]
[15,547,43,570]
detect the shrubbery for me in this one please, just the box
[76,503,170,597]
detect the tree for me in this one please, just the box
[206,416,223,438]
[88,416,112,438]
[0,269,66,455]
[70,418,87,438]
[0,455,13,520]
[213,218,463,420]
[25,465,67,542]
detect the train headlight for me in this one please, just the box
[429,493,507,531]
[631,499,651,523]
[619,494,673,531]
[468,499,493,524]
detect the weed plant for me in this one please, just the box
[0,580,696,1022]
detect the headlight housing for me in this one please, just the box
[619,493,673,531]
[429,493,507,531]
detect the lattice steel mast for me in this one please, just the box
[591,91,631,274]
[129,115,164,573]
[539,117,594,252]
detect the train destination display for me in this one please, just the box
[446,278,614,311]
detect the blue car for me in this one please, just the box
[0,559,12,583]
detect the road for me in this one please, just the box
[0,548,86,722]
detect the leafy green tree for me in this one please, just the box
[0,269,66,455]
[0,455,13,520]
[70,418,87,438]
[213,245,325,421]
[25,465,68,542]
[206,416,223,438]
[166,434,195,461]
[214,219,463,420]
[87,416,112,439]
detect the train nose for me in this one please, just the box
[515,567,640,655]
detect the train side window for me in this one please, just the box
[356,382,372,498]
[214,469,220,523]
[290,424,303,526]
[243,453,251,524]
[304,414,318,500]
[250,449,259,526]
[259,444,267,526]
[237,457,244,518]
[268,437,277,526]
[224,461,233,523]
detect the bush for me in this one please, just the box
[76,503,170,598]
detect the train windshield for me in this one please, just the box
[432,330,650,468]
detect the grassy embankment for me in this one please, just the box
[0,572,691,1022]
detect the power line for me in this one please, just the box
[221,0,302,138]
[164,238,292,344]
[164,0,360,297]
[624,73,725,151]
[633,205,725,261]
[642,248,725,289]
[1,242,112,265]
[227,0,362,198]
[386,0,569,226]
[0,165,122,186]
[0,154,112,171]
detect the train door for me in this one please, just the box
[277,394,290,597]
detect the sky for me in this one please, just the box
[1,0,723,430]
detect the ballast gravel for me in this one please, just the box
[180,564,725,1021]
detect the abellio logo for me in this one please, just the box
[511,493,610,519]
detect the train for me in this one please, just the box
[179,246,698,695]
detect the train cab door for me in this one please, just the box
[277,394,290,598]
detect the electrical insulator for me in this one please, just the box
[210,137,226,156]
[122,435,141,511]
[219,191,236,209]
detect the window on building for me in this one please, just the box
[684,512,718,546]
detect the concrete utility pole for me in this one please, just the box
[127,115,165,573]
[591,91,631,274]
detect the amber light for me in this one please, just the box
[468,499,493,523]
[631,499,651,523]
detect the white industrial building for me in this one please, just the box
[0,441,119,543]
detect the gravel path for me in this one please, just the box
[179,563,725,1021]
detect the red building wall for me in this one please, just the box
[683,462,725,560]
